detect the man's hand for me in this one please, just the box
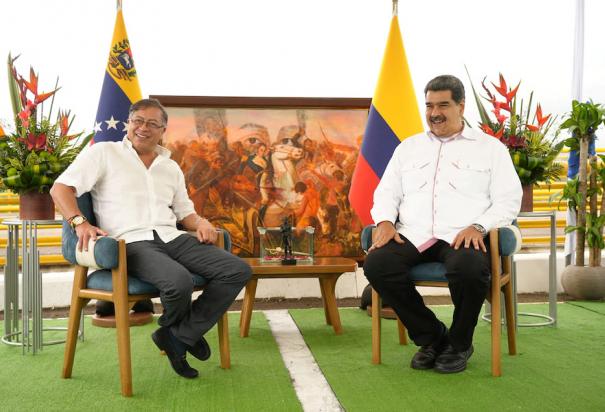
[196,217,218,244]
[368,221,404,252]
[75,221,108,252]
[451,226,487,252]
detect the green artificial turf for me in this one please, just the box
[290,303,605,412]
[0,312,301,412]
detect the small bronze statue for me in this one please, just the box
[280,215,297,265]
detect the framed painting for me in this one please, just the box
[151,95,371,258]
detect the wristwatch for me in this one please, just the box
[69,215,87,229]
[471,223,487,236]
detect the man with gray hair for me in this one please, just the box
[51,98,252,379]
[363,75,521,373]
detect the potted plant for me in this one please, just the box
[467,71,565,211]
[558,100,605,300]
[1,53,92,219]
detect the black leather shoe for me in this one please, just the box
[186,336,211,361]
[411,326,449,370]
[152,327,199,379]
[434,344,474,374]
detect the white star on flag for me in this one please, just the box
[105,116,120,130]
[122,121,129,132]
[93,121,102,133]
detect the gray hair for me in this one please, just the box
[129,98,168,125]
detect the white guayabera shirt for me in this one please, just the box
[56,137,196,244]
[371,127,522,249]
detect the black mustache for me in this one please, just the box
[430,116,446,122]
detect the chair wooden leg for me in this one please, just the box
[397,317,408,345]
[62,297,89,378]
[490,288,502,377]
[114,295,133,397]
[371,288,381,364]
[503,281,517,355]
[62,265,89,379]
[218,312,231,369]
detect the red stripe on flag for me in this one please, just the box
[348,154,380,226]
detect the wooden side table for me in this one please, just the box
[239,257,357,337]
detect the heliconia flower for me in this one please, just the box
[23,67,38,95]
[34,89,57,105]
[21,132,47,151]
[536,104,551,126]
[481,123,504,139]
[59,111,70,136]
[526,124,540,132]
[491,73,520,103]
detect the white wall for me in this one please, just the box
[0,0,604,138]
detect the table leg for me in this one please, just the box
[2,225,19,344]
[318,278,332,326]
[239,278,258,338]
[320,275,342,335]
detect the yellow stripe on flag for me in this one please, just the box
[107,9,142,103]
[372,17,423,141]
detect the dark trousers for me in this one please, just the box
[126,232,252,346]
[363,237,490,351]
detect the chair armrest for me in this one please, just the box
[497,225,522,256]
[61,221,119,269]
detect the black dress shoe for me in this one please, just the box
[411,326,449,370]
[434,344,474,374]
[186,336,211,361]
[152,327,199,379]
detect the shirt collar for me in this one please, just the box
[121,135,172,158]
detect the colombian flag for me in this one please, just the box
[348,16,423,225]
[92,6,142,143]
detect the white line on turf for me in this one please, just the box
[264,309,344,412]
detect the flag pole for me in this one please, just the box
[392,0,398,16]
[117,0,122,10]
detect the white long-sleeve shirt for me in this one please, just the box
[371,127,522,249]
[56,137,196,244]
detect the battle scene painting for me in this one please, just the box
[155,97,369,258]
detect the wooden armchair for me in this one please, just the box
[61,193,231,396]
[360,225,521,376]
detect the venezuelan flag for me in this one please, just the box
[92,6,142,143]
[348,15,423,225]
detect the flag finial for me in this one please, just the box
[392,0,398,16]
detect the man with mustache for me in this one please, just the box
[363,75,521,373]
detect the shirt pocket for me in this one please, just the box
[400,160,431,194]
[449,159,491,195]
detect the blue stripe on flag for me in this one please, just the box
[360,105,402,178]
[94,72,133,143]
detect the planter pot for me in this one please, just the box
[521,184,533,212]
[19,191,55,220]
[561,265,605,300]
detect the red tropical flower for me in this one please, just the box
[536,104,551,127]
[21,132,47,151]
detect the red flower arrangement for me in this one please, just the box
[468,71,564,186]
[0,54,92,193]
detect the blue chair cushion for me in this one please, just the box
[409,262,448,282]
[87,270,209,295]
